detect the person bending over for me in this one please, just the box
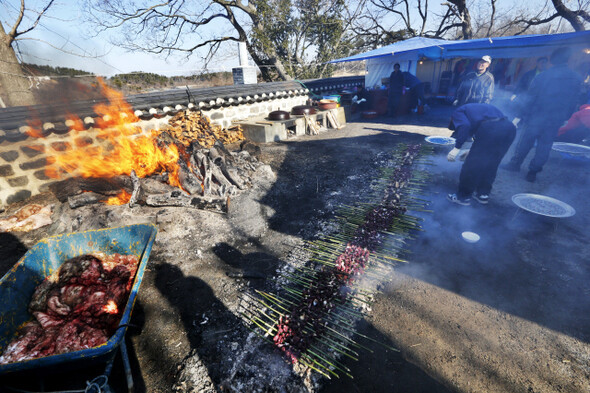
[447,103,516,206]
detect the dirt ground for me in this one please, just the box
[1,104,589,392]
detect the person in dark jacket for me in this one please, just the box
[447,103,516,206]
[514,57,548,94]
[453,55,494,107]
[388,63,404,116]
[504,47,583,182]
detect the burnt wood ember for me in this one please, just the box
[50,176,133,203]
[144,191,228,212]
[68,192,106,209]
[129,170,142,208]
[177,159,204,196]
[0,253,139,364]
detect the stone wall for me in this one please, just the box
[0,94,307,206]
[201,95,307,128]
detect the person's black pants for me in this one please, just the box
[508,119,561,173]
[410,83,426,107]
[457,119,516,199]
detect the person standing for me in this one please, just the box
[388,63,404,116]
[514,57,549,94]
[503,47,583,182]
[447,103,516,206]
[453,55,494,107]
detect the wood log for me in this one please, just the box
[129,170,142,208]
[178,159,203,195]
[220,161,245,190]
[304,114,320,135]
[68,192,104,209]
[208,147,225,166]
[140,177,178,194]
[145,191,228,212]
[209,161,233,189]
[214,140,235,164]
[199,153,212,195]
[49,176,133,202]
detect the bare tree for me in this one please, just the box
[441,0,473,39]
[495,0,589,35]
[0,0,55,106]
[84,0,361,81]
[351,0,474,46]
[549,0,589,31]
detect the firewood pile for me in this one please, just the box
[162,110,244,148]
[49,126,261,212]
[48,139,262,213]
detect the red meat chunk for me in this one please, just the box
[0,253,139,365]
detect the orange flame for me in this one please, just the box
[105,190,132,205]
[26,78,183,189]
[102,300,118,314]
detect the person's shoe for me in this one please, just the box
[525,171,537,182]
[473,193,489,204]
[501,162,520,172]
[447,193,471,206]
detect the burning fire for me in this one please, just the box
[102,300,118,314]
[26,78,184,203]
[105,190,132,205]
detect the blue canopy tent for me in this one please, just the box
[331,31,590,92]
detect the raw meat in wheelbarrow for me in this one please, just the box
[0,253,138,365]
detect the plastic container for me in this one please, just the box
[322,95,341,104]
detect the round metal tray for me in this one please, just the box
[425,136,455,145]
[512,193,575,218]
[551,142,590,155]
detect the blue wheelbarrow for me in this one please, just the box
[0,223,158,391]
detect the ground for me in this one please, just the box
[1,104,589,392]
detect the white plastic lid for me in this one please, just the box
[462,231,480,243]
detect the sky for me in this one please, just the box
[1,0,243,77]
[0,0,575,78]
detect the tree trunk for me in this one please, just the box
[551,0,586,31]
[0,22,36,107]
[449,0,473,39]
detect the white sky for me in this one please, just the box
[2,0,242,77]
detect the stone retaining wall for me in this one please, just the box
[0,94,307,206]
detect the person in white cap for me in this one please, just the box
[453,55,494,107]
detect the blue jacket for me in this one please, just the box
[449,103,506,148]
[401,72,421,88]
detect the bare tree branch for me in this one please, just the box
[550,0,587,31]
[486,0,497,37]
